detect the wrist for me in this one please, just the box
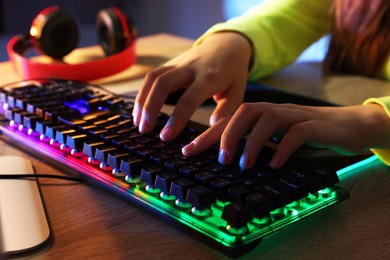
[196,31,253,71]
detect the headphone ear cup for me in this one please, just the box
[96,7,134,56]
[31,7,79,59]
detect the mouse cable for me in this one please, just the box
[0,174,82,182]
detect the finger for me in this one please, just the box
[182,116,231,157]
[241,105,317,169]
[219,103,264,165]
[139,67,194,134]
[134,66,173,126]
[160,81,211,141]
[240,109,282,169]
[209,82,245,126]
[269,121,315,169]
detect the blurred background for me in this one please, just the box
[0,0,327,62]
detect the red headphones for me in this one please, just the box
[7,6,137,82]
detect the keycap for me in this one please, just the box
[95,144,117,163]
[311,167,339,186]
[23,114,41,130]
[13,111,30,124]
[35,120,56,135]
[150,153,174,167]
[221,202,252,229]
[154,171,180,193]
[194,171,219,186]
[140,165,162,187]
[179,165,202,179]
[83,140,104,158]
[227,185,256,204]
[210,178,236,202]
[255,183,292,208]
[106,150,129,169]
[66,133,88,151]
[170,178,196,201]
[165,158,188,173]
[246,192,276,218]
[45,124,67,139]
[284,167,325,193]
[55,128,76,144]
[186,185,216,209]
[273,176,308,200]
[120,156,144,179]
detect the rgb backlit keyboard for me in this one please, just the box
[0,79,350,257]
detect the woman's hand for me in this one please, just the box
[133,32,252,145]
[183,102,390,169]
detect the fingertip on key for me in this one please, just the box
[139,118,152,133]
[160,126,175,141]
[182,142,195,156]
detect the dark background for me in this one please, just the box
[0,0,227,61]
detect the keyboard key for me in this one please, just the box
[45,124,67,139]
[273,177,308,200]
[23,114,41,129]
[284,167,325,193]
[119,156,144,179]
[221,202,252,229]
[55,128,76,144]
[194,171,219,186]
[140,165,162,187]
[210,178,236,202]
[246,192,275,218]
[155,171,180,194]
[227,185,256,204]
[186,185,216,209]
[107,150,130,169]
[95,144,117,163]
[255,183,292,208]
[165,158,188,173]
[66,133,88,151]
[170,178,196,201]
[311,167,339,186]
[150,153,174,167]
[179,165,203,179]
[83,140,104,158]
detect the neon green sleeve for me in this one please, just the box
[383,58,390,81]
[363,97,390,165]
[195,0,333,81]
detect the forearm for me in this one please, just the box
[195,0,333,81]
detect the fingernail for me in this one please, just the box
[139,118,151,133]
[270,155,281,169]
[160,126,174,141]
[218,149,230,165]
[239,152,251,169]
[182,142,195,156]
[132,104,140,126]
[133,113,140,126]
[209,114,218,126]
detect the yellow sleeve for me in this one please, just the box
[195,0,333,81]
[363,96,390,165]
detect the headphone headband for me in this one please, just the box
[7,35,137,82]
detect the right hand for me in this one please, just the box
[133,32,252,151]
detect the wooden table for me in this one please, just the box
[1,33,390,259]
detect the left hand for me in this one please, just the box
[182,102,390,169]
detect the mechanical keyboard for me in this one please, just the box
[0,79,362,257]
